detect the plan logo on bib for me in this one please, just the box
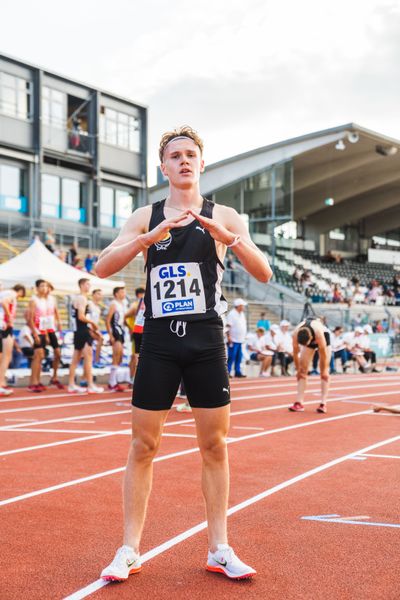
[155,232,172,251]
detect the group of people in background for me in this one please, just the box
[0,278,146,396]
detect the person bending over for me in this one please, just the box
[289,317,331,414]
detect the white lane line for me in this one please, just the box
[232,426,264,431]
[63,432,400,600]
[0,390,131,404]
[359,453,400,459]
[0,432,118,457]
[0,408,371,507]
[0,409,132,431]
[5,418,39,422]
[1,376,398,415]
[3,389,399,456]
[2,427,122,434]
[0,397,131,415]
[63,420,96,424]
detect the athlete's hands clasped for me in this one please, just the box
[139,212,190,248]
[187,209,236,245]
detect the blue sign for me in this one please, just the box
[162,299,194,314]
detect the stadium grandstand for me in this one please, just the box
[151,122,400,330]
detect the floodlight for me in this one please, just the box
[335,140,346,151]
[347,132,359,143]
[375,145,398,157]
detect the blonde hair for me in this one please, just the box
[159,125,204,162]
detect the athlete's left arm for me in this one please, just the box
[54,300,62,332]
[188,206,272,283]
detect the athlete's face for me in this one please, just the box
[115,289,126,301]
[80,281,91,295]
[93,291,102,303]
[37,282,48,296]
[161,139,204,189]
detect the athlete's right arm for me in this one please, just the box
[95,206,190,278]
[27,299,40,343]
[105,304,115,341]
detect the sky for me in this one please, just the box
[2,0,400,185]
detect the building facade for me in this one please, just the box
[0,53,147,249]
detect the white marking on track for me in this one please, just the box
[0,408,373,506]
[359,453,400,460]
[63,432,400,600]
[232,426,264,431]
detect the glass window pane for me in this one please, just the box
[42,98,50,124]
[51,101,64,127]
[62,178,80,208]
[117,120,129,148]
[115,189,133,226]
[0,165,20,197]
[99,113,105,142]
[1,73,15,88]
[42,174,60,205]
[106,109,116,121]
[106,118,117,145]
[52,89,63,104]
[100,187,114,226]
[128,117,140,152]
[2,87,16,117]
[17,93,28,119]
[42,86,49,99]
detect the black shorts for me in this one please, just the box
[74,329,93,351]
[133,317,230,411]
[132,332,143,354]
[3,326,13,338]
[34,332,60,350]
[111,327,125,344]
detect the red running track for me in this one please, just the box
[0,373,399,600]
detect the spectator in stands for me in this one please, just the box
[0,284,26,395]
[246,327,273,377]
[44,229,55,253]
[332,284,343,303]
[330,326,350,373]
[226,298,248,378]
[66,242,79,267]
[343,282,354,306]
[84,254,94,273]
[292,267,302,283]
[344,327,370,372]
[266,324,280,375]
[366,280,382,304]
[361,325,380,372]
[381,317,389,332]
[257,312,270,331]
[373,320,384,333]
[274,320,293,376]
[353,283,366,303]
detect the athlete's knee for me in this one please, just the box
[199,435,228,464]
[130,434,160,462]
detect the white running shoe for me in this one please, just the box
[0,387,12,396]
[259,372,270,377]
[101,545,142,581]
[87,384,104,394]
[206,544,256,579]
[67,384,82,394]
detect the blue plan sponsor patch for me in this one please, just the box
[162,299,195,313]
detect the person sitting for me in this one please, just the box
[344,327,370,373]
[246,327,273,377]
[330,326,350,373]
[274,320,293,376]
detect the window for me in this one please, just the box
[42,174,61,218]
[329,229,345,241]
[100,186,135,227]
[42,86,66,128]
[0,71,32,120]
[0,164,27,212]
[42,174,85,222]
[100,107,140,152]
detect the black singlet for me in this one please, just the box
[143,198,227,322]
[71,297,89,332]
[302,318,330,348]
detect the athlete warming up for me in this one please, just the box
[95,126,272,581]
[289,317,331,414]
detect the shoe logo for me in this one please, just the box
[214,558,228,567]
[196,226,206,234]
[222,387,229,393]
[126,558,137,567]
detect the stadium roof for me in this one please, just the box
[149,123,400,238]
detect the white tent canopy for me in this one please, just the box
[0,239,124,295]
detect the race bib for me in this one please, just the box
[135,305,146,327]
[150,262,206,318]
[39,316,55,331]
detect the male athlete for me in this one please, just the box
[96,126,272,581]
[87,289,104,366]
[106,286,127,391]
[27,279,63,392]
[68,278,104,394]
[289,317,331,413]
[0,284,25,396]
[124,286,145,381]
